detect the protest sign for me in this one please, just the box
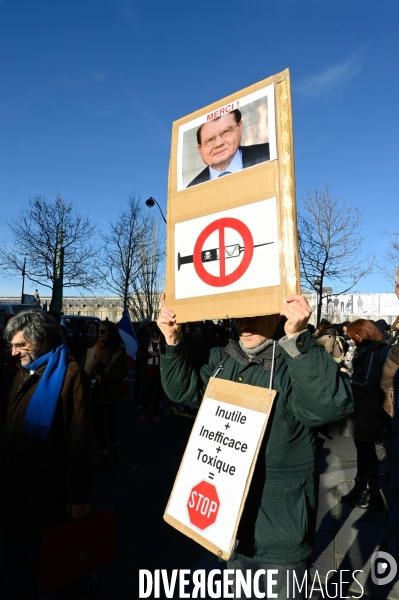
[165,68,299,322]
[164,378,276,559]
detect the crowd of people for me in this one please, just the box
[0,265,398,598]
[309,315,397,509]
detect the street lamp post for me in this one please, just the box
[145,197,166,224]
[52,229,64,312]
[20,257,26,304]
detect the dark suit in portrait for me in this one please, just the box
[187,143,270,188]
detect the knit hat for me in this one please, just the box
[374,319,389,333]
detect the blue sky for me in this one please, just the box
[1,0,398,297]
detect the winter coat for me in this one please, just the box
[340,340,388,443]
[80,345,128,404]
[380,344,399,417]
[160,330,353,564]
[314,327,337,356]
[0,358,93,532]
[136,337,164,378]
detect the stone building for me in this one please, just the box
[60,296,125,322]
[1,291,398,327]
[0,296,126,323]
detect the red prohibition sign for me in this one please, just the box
[193,217,254,287]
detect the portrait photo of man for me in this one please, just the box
[177,85,277,190]
[187,108,270,187]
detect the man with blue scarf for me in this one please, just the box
[0,309,93,598]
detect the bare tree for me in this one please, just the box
[129,214,165,321]
[101,194,148,310]
[0,194,98,310]
[382,231,399,277]
[298,186,374,325]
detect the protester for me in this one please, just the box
[374,318,391,341]
[203,320,219,349]
[69,317,88,356]
[81,319,128,467]
[340,319,388,509]
[391,315,399,344]
[158,293,353,599]
[380,267,399,416]
[137,324,164,423]
[78,319,99,358]
[0,310,93,598]
[134,318,152,407]
[186,324,207,358]
[379,266,399,543]
[313,320,337,356]
[48,309,70,346]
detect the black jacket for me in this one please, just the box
[340,340,388,443]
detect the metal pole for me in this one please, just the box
[21,257,26,304]
[145,197,166,223]
[314,278,321,326]
[53,229,64,312]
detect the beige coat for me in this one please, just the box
[380,345,399,417]
[314,333,336,356]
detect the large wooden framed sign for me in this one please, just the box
[165,68,300,323]
[164,378,276,560]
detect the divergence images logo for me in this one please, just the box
[371,551,397,586]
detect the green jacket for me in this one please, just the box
[160,329,353,564]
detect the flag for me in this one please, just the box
[118,309,138,369]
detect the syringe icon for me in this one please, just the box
[177,241,273,270]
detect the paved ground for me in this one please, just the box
[310,423,399,599]
[91,398,204,599]
[88,399,399,600]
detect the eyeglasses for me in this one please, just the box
[8,342,29,349]
[202,124,239,148]
[98,329,108,334]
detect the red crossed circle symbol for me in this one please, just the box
[193,217,254,287]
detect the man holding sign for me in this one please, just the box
[158,293,353,599]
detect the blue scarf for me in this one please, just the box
[22,344,69,441]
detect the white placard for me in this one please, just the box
[165,396,268,554]
[174,198,280,300]
[380,293,399,315]
[177,83,277,191]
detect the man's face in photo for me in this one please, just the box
[198,112,243,172]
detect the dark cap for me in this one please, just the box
[374,319,390,333]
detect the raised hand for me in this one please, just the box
[157,292,182,345]
[280,295,312,338]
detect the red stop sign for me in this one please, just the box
[187,480,220,531]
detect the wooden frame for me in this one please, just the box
[165,69,299,323]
